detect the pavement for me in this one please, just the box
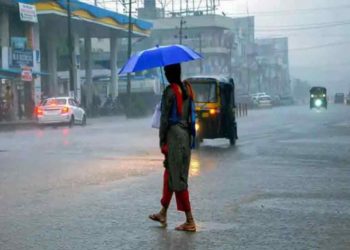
[0,119,36,131]
[0,105,350,250]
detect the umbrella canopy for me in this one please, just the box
[119,44,202,75]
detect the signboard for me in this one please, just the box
[11,49,34,68]
[19,3,38,23]
[21,67,33,82]
[11,37,27,50]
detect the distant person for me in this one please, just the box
[149,63,197,232]
[4,85,13,120]
[92,93,101,116]
[4,85,13,109]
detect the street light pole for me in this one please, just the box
[126,0,132,113]
[67,0,75,98]
[198,34,203,73]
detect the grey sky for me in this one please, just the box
[90,0,350,92]
[222,0,350,91]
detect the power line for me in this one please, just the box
[224,4,350,17]
[292,61,350,69]
[256,21,350,32]
[281,41,350,53]
[256,20,350,29]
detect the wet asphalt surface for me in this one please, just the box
[0,105,350,250]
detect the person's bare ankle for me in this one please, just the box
[160,207,167,217]
[186,217,195,224]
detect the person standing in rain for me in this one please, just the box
[149,63,197,232]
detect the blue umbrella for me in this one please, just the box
[118,44,202,75]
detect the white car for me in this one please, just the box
[251,92,267,101]
[36,97,86,126]
[256,95,273,108]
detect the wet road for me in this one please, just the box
[1,105,350,250]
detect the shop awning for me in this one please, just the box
[0,68,49,77]
[0,74,15,80]
[16,0,153,36]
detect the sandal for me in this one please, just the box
[149,213,167,226]
[175,222,196,232]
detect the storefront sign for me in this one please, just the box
[19,3,38,23]
[21,67,33,82]
[11,37,27,50]
[11,49,34,68]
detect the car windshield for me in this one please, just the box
[42,98,67,106]
[191,81,217,103]
[260,96,271,101]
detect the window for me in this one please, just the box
[42,98,67,106]
[68,99,75,106]
[191,81,217,103]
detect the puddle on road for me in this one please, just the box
[68,156,163,186]
[194,221,238,232]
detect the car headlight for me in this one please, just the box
[195,123,200,131]
[311,94,315,98]
[322,94,326,97]
[315,99,322,107]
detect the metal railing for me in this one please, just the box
[236,103,248,117]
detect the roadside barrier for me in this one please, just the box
[236,103,248,117]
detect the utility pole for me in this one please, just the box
[198,34,203,73]
[126,0,132,113]
[180,0,182,16]
[67,0,75,98]
[179,17,186,44]
[185,0,189,16]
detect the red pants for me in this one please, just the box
[160,169,191,212]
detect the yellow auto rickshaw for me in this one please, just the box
[185,76,238,147]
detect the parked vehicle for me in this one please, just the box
[35,97,86,126]
[185,76,238,147]
[251,92,267,102]
[279,95,294,106]
[272,95,281,106]
[310,87,327,109]
[256,95,273,108]
[334,93,345,104]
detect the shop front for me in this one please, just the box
[0,2,43,121]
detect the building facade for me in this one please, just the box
[231,16,256,94]
[1,0,152,120]
[0,0,42,120]
[255,37,291,96]
[136,14,236,78]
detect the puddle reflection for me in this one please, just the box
[190,154,200,177]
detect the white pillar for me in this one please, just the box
[110,35,118,98]
[84,36,93,107]
[0,10,9,69]
[72,34,81,101]
[47,29,58,97]
[32,23,41,105]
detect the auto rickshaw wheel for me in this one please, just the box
[229,136,236,146]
